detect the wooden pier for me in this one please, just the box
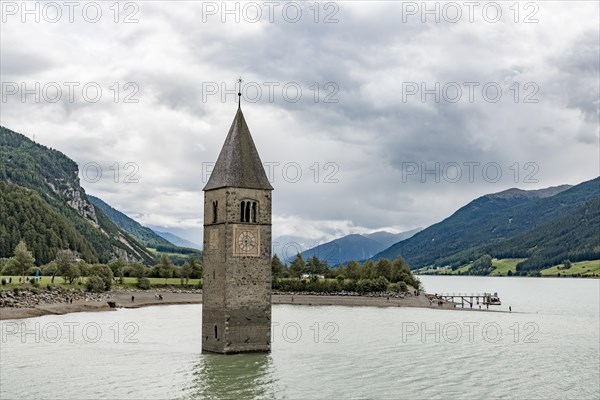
[433,293,502,309]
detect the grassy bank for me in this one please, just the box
[416,258,599,277]
[0,275,202,291]
[540,260,600,277]
[489,258,526,276]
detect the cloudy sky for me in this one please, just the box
[1,1,598,251]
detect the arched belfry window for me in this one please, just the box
[212,201,218,223]
[240,200,258,223]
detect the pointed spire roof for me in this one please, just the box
[204,108,273,191]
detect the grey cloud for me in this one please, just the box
[1,1,598,243]
[0,47,55,77]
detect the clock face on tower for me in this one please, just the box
[238,231,256,252]
[233,226,260,257]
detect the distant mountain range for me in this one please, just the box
[89,195,202,254]
[290,229,421,265]
[373,178,600,272]
[89,196,173,248]
[153,231,202,250]
[363,230,422,248]
[272,235,318,259]
[89,196,201,251]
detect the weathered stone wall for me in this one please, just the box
[202,187,272,353]
[201,308,271,354]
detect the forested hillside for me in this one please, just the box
[0,181,97,264]
[488,197,600,271]
[373,178,599,271]
[0,126,155,264]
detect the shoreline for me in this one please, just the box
[0,290,505,321]
[417,274,600,279]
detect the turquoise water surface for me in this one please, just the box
[1,276,598,399]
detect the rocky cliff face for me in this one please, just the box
[47,177,99,225]
[65,186,98,224]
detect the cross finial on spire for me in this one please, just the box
[237,77,243,109]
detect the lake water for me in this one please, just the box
[1,276,599,399]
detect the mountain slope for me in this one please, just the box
[0,181,97,264]
[299,234,383,265]
[373,178,599,269]
[297,229,422,266]
[0,126,155,264]
[89,196,174,248]
[153,231,201,250]
[88,196,203,259]
[486,197,600,271]
[363,229,422,249]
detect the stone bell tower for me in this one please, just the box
[202,100,273,354]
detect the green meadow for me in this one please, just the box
[417,258,599,278]
[540,260,600,277]
[0,275,202,290]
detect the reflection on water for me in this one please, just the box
[189,353,277,399]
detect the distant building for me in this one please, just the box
[301,274,325,279]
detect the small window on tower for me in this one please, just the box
[212,201,218,223]
[240,200,258,222]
